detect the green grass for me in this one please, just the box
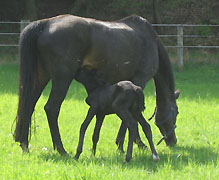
[0,62,218,179]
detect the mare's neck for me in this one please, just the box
[153,44,176,114]
[154,74,175,112]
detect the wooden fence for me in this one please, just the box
[1,21,219,70]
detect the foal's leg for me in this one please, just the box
[137,113,160,161]
[116,122,147,152]
[92,113,105,155]
[74,107,96,160]
[115,122,127,153]
[135,126,148,150]
[126,120,138,162]
[113,93,139,162]
[44,78,72,154]
[116,111,138,162]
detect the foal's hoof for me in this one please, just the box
[117,148,125,154]
[137,143,148,151]
[20,143,29,154]
[152,154,160,162]
[139,145,148,151]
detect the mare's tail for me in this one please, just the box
[13,20,46,143]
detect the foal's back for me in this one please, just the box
[87,80,145,115]
[75,68,145,114]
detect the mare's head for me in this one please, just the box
[155,89,180,146]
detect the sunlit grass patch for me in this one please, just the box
[0,62,218,179]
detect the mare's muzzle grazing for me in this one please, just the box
[158,106,178,146]
[149,105,179,146]
[156,124,177,146]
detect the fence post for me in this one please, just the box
[177,24,183,71]
[20,20,30,33]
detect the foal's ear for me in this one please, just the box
[175,89,180,99]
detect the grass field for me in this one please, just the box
[0,62,218,179]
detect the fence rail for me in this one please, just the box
[1,21,219,70]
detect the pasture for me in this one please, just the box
[0,62,218,179]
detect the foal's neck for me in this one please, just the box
[82,78,107,97]
[75,68,107,96]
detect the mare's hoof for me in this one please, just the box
[59,151,68,155]
[125,156,132,162]
[152,154,160,162]
[74,154,80,160]
[57,147,67,155]
[92,149,96,156]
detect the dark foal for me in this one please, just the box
[74,69,159,162]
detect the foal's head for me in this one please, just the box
[75,68,106,93]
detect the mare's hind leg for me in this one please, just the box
[137,113,159,161]
[92,113,105,156]
[75,107,96,159]
[44,77,73,155]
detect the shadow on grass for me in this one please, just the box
[38,144,218,171]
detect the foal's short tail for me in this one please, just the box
[135,88,145,113]
[13,20,46,143]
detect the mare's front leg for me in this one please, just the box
[44,77,72,155]
[92,113,105,155]
[74,107,96,160]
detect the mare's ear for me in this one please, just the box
[175,89,180,99]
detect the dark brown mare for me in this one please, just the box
[14,14,180,154]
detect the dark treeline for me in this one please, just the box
[1,0,219,53]
[1,0,219,24]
